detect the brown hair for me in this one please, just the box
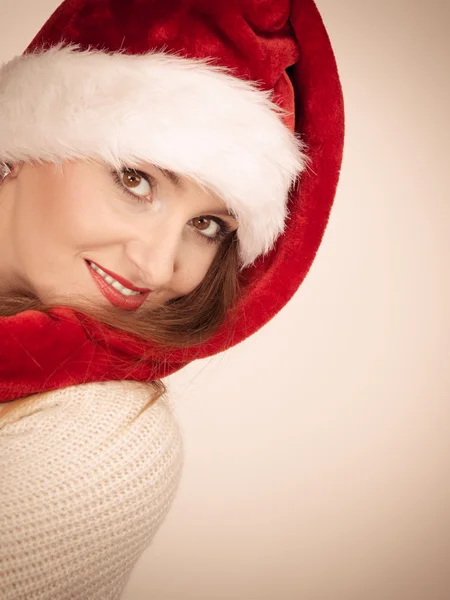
[0,231,241,415]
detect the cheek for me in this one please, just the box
[51,181,103,240]
[16,175,108,278]
[38,180,112,251]
[183,243,219,291]
[175,243,218,293]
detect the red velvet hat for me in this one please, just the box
[0,0,344,402]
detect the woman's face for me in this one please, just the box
[0,160,238,312]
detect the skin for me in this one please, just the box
[0,392,47,419]
[0,160,238,312]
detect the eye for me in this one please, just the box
[111,167,156,204]
[188,216,234,245]
[191,217,221,238]
[120,168,152,197]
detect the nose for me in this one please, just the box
[126,230,180,291]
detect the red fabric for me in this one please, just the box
[0,0,344,402]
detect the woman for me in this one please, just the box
[0,0,344,598]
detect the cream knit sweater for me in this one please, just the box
[0,381,183,600]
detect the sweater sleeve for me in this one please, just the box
[0,380,183,600]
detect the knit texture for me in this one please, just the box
[0,381,183,600]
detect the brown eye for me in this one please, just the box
[193,217,211,230]
[123,171,141,188]
[120,169,152,196]
[190,217,221,238]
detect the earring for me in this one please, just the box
[0,162,12,180]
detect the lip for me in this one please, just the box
[86,260,150,292]
[85,260,151,311]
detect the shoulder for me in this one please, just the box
[1,380,182,435]
[0,381,184,597]
[0,379,184,477]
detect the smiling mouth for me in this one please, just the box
[85,260,151,311]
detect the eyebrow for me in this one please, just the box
[154,166,184,190]
[208,207,236,219]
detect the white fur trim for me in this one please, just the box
[0,44,307,266]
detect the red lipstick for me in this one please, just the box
[86,260,151,311]
[87,260,150,292]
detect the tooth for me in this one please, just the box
[90,261,142,296]
[111,281,123,292]
[95,265,106,277]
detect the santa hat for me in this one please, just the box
[0,0,344,401]
[0,6,308,268]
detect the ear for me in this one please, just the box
[8,163,23,178]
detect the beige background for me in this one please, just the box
[1,1,449,598]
